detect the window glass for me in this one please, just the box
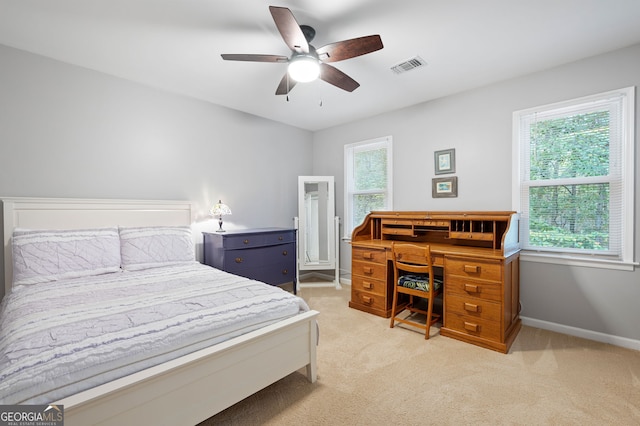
[344,137,392,237]
[513,87,634,267]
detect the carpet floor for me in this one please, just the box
[200,285,640,425]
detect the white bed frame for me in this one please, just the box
[1,197,318,425]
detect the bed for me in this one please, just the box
[0,197,319,425]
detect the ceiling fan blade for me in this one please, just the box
[221,54,288,63]
[316,35,383,63]
[275,73,297,95]
[269,6,309,54]
[319,63,360,92]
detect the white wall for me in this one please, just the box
[0,44,313,229]
[313,43,640,345]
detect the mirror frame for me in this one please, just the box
[297,176,336,271]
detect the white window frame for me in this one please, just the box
[512,87,636,271]
[344,136,393,239]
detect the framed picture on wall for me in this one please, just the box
[434,148,456,175]
[432,176,458,198]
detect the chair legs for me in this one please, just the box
[390,290,441,339]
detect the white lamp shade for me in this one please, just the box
[210,201,232,216]
[288,56,320,82]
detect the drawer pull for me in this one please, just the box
[464,283,479,293]
[363,252,374,260]
[362,295,372,305]
[363,281,373,289]
[464,322,479,332]
[363,267,374,274]
[278,236,284,241]
[464,303,480,313]
[282,269,288,275]
[282,250,288,256]
[243,239,250,245]
[235,257,244,263]
[463,265,480,273]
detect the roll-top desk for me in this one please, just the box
[350,211,521,353]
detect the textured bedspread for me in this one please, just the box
[0,262,309,404]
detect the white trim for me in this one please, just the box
[520,252,637,271]
[521,316,640,351]
[512,87,635,267]
[343,135,393,238]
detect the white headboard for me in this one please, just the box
[1,197,193,301]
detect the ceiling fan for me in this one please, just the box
[221,6,383,95]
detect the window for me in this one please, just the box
[513,87,635,269]
[344,136,393,238]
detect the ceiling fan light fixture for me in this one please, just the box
[288,55,320,82]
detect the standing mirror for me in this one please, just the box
[296,176,339,289]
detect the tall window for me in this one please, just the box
[513,87,635,269]
[344,136,393,238]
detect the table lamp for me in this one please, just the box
[210,200,232,232]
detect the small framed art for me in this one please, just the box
[432,176,458,198]
[434,148,456,175]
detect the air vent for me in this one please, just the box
[390,56,427,74]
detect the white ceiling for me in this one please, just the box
[2,1,640,131]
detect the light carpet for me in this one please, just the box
[200,286,640,425]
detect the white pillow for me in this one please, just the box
[119,226,195,271]
[12,228,121,286]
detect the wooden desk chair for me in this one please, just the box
[390,243,443,339]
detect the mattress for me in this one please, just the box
[0,262,309,404]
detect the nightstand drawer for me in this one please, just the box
[445,257,502,281]
[445,275,502,302]
[222,230,295,249]
[352,260,387,280]
[223,243,295,270]
[352,275,387,296]
[228,263,294,286]
[352,246,386,264]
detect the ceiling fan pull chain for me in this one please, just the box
[286,73,290,102]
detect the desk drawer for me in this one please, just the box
[445,257,502,281]
[352,260,387,280]
[352,275,387,297]
[352,289,387,312]
[352,246,387,264]
[445,312,501,341]
[445,294,501,322]
[445,275,502,302]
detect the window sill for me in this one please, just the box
[520,251,637,271]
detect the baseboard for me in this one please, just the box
[521,316,640,351]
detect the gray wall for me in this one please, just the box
[313,43,640,345]
[0,44,313,229]
[1,41,638,347]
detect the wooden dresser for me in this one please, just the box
[203,228,297,293]
[350,211,521,353]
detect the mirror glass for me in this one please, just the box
[298,176,335,270]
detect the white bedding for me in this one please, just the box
[0,262,309,404]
